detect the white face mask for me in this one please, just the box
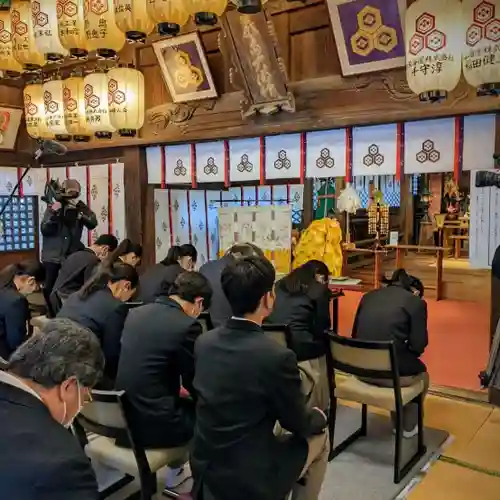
[61,379,83,429]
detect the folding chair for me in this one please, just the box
[327,333,427,483]
[262,324,291,348]
[197,312,214,333]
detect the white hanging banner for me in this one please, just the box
[48,166,68,184]
[109,163,126,241]
[289,184,304,211]
[222,187,242,208]
[469,170,492,269]
[0,167,21,195]
[463,114,496,171]
[88,164,109,243]
[306,129,346,178]
[169,189,190,246]
[146,146,163,184]
[489,186,500,268]
[166,145,192,185]
[205,190,221,259]
[154,189,171,263]
[353,124,397,177]
[265,133,301,181]
[272,185,288,206]
[31,168,49,196]
[257,186,272,205]
[404,118,455,174]
[21,168,38,196]
[196,141,226,184]
[229,138,261,183]
[243,186,258,206]
[68,165,90,245]
[189,190,209,266]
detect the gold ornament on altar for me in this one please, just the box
[83,0,125,59]
[368,190,389,247]
[0,10,24,78]
[63,75,92,142]
[23,82,54,139]
[293,218,343,278]
[43,77,71,141]
[405,0,462,102]
[108,66,145,137]
[11,0,45,72]
[461,0,500,96]
[114,0,155,43]
[57,0,88,60]
[84,70,115,139]
[185,0,228,26]
[31,0,69,62]
[146,0,189,36]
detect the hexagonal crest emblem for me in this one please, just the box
[409,33,425,55]
[426,30,446,52]
[368,144,379,155]
[485,19,500,42]
[47,100,58,113]
[416,151,428,164]
[15,21,28,36]
[363,155,374,167]
[65,98,77,112]
[428,150,441,162]
[467,24,484,46]
[0,31,11,44]
[473,1,495,24]
[36,12,49,28]
[88,94,100,108]
[374,26,397,53]
[11,10,20,24]
[357,6,382,34]
[90,0,108,16]
[422,139,434,152]
[64,1,78,17]
[351,31,374,56]
[84,84,93,97]
[415,13,435,35]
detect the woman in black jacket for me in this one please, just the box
[58,261,138,387]
[267,259,331,410]
[0,260,45,359]
[138,244,197,303]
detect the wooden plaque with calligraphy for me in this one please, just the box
[220,10,295,118]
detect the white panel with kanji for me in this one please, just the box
[0,167,20,195]
[68,165,89,246]
[229,138,260,183]
[166,145,192,185]
[21,168,38,196]
[169,190,190,246]
[265,133,301,181]
[243,186,258,206]
[109,163,126,241]
[189,190,209,266]
[195,141,225,184]
[205,190,220,260]
[257,186,272,206]
[146,146,162,184]
[463,114,495,171]
[306,129,346,178]
[88,164,109,243]
[154,189,171,263]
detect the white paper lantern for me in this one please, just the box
[83,0,126,59]
[57,0,88,59]
[146,0,190,35]
[405,0,462,102]
[114,0,155,43]
[185,0,228,25]
[23,82,54,139]
[108,66,145,137]
[84,71,115,139]
[31,0,69,62]
[11,0,45,72]
[0,11,23,77]
[462,0,500,95]
[230,0,268,14]
[63,75,92,142]
[43,78,71,141]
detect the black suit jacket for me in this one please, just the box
[0,379,98,500]
[115,297,202,446]
[58,288,128,383]
[137,263,182,304]
[0,286,30,359]
[352,285,428,376]
[191,319,326,500]
[199,256,232,327]
[266,281,331,362]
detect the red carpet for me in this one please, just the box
[338,291,490,391]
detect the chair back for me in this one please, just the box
[198,311,214,333]
[329,333,398,380]
[0,357,7,370]
[262,324,291,348]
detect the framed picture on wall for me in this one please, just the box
[152,32,218,103]
[0,107,22,150]
[326,0,407,76]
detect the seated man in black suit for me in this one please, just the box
[199,242,264,327]
[191,255,329,500]
[0,318,104,500]
[115,270,212,449]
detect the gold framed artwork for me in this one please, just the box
[152,32,218,104]
[0,107,22,150]
[326,0,407,76]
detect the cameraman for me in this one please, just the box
[41,179,97,298]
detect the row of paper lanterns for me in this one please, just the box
[23,66,144,141]
[405,0,500,101]
[0,0,268,75]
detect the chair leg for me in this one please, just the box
[417,393,425,453]
[139,472,157,500]
[327,396,338,462]
[361,404,368,436]
[393,406,403,484]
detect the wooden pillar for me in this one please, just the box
[400,175,413,245]
[335,177,346,235]
[302,178,314,228]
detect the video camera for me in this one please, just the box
[474,154,500,189]
[41,178,80,206]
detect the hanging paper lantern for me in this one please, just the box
[84,70,115,139]
[405,0,462,102]
[462,0,500,96]
[108,65,145,137]
[83,0,126,59]
[146,0,189,35]
[23,82,54,139]
[230,0,268,14]
[43,78,71,141]
[11,0,45,72]
[0,11,23,78]
[57,0,88,59]
[63,75,92,142]
[114,0,155,43]
[185,0,228,26]
[31,0,69,62]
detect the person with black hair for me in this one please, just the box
[199,242,264,327]
[137,243,197,304]
[266,259,332,410]
[0,260,45,359]
[50,234,118,314]
[352,268,429,438]
[57,261,138,386]
[191,256,329,500]
[115,239,142,268]
[115,271,212,449]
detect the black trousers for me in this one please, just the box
[43,262,61,318]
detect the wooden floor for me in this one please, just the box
[348,252,490,303]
